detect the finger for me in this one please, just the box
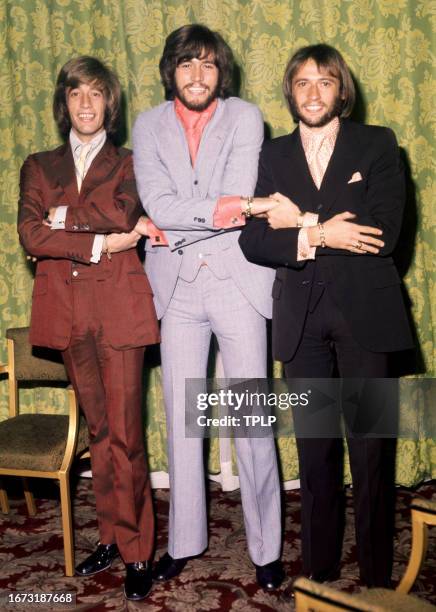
[360,242,380,254]
[339,211,357,220]
[350,242,379,254]
[270,192,287,203]
[356,235,384,247]
[359,226,383,236]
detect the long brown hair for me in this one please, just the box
[53,56,121,138]
[283,44,355,121]
[159,24,234,100]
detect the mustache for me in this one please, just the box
[184,83,210,89]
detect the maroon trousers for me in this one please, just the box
[62,270,154,563]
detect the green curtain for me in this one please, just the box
[0,0,434,485]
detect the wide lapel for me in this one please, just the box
[80,139,118,199]
[318,120,362,213]
[194,99,227,197]
[156,103,193,194]
[276,128,319,213]
[53,143,79,206]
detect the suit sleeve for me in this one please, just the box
[18,155,95,262]
[63,153,143,234]
[239,144,305,269]
[132,104,264,251]
[318,128,405,258]
[347,128,405,256]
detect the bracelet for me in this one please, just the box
[296,212,304,228]
[103,235,112,261]
[241,196,254,218]
[318,222,326,248]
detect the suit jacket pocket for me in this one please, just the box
[127,271,153,294]
[32,274,48,296]
[272,278,282,299]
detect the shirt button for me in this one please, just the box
[198,253,203,259]
[177,250,183,255]
[72,270,79,277]
[194,180,198,185]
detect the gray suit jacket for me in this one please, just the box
[132,97,274,319]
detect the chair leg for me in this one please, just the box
[59,474,74,577]
[0,478,9,514]
[396,509,428,593]
[22,478,37,516]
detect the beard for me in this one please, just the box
[175,82,219,112]
[290,94,343,128]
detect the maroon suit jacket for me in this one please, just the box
[18,139,160,350]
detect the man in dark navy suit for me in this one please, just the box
[240,44,413,587]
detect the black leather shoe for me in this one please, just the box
[153,552,189,581]
[255,560,285,590]
[75,543,119,576]
[124,561,153,601]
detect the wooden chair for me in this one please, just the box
[293,576,436,611]
[0,327,88,576]
[397,497,436,594]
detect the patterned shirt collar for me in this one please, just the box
[69,129,107,161]
[299,116,340,150]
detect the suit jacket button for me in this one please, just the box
[302,280,310,285]
[177,249,183,255]
[317,204,323,210]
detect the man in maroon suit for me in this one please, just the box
[18,56,159,601]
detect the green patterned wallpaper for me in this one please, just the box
[0,0,434,483]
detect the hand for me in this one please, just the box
[133,216,149,236]
[106,230,141,254]
[242,197,278,217]
[265,192,301,229]
[42,207,57,226]
[308,211,384,254]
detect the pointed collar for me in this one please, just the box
[299,117,340,152]
[174,97,218,131]
[69,129,107,162]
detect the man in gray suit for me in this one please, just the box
[132,24,283,590]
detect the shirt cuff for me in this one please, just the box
[50,205,68,229]
[146,219,168,246]
[302,212,319,227]
[297,228,317,261]
[90,234,104,263]
[213,196,246,229]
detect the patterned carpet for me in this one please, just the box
[0,477,435,611]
